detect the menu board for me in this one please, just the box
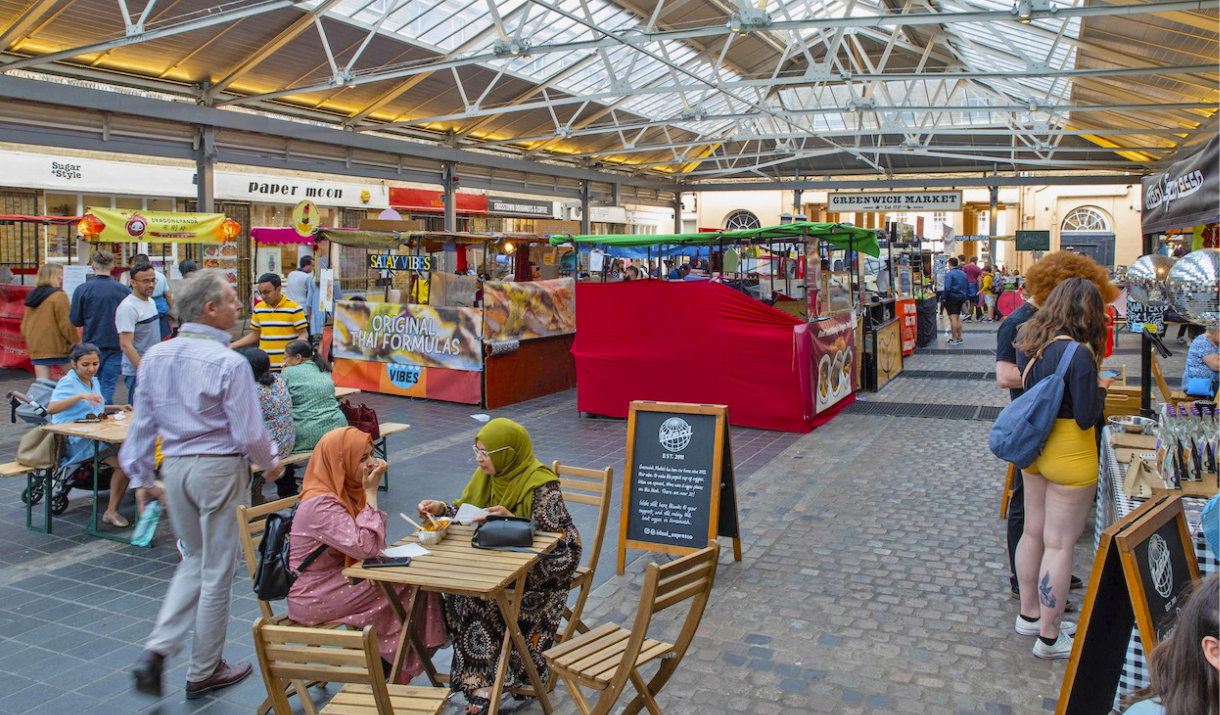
[1057,494,1199,715]
[617,402,741,573]
[201,241,239,289]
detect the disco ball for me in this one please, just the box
[1165,248,1220,328]
[1126,254,1176,306]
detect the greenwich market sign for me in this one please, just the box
[828,191,963,212]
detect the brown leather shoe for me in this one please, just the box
[185,659,253,700]
[132,650,165,697]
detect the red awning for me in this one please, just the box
[389,188,487,214]
[0,214,82,224]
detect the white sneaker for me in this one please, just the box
[1015,615,1077,637]
[1032,630,1075,659]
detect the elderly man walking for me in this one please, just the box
[121,269,284,699]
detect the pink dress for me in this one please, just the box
[287,495,448,682]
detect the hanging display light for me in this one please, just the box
[1165,248,1220,328]
[219,218,242,241]
[1126,254,1176,306]
[77,213,104,237]
[501,240,516,254]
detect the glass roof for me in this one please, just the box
[320,0,1086,143]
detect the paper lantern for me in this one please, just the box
[1126,254,1176,306]
[78,213,104,237]
[219,218,242,241]
[1165,248,1220,328]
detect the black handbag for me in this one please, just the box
[253,510,329,601]
[472,515,561,558]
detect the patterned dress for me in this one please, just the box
[281,361,348,454]
[442,482,581,699]
[287,495,448,682]
[249,375,295,505]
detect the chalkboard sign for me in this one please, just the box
[617,402,742,573]
[1015,230,1050,251]
[1057,494,1199,715]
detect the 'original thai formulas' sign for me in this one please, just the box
[617,402,741,573]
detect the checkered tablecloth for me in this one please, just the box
[1094,426,1219,707]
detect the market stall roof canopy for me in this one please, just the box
[551,222,881,257]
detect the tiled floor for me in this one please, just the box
[0,315,1187,714]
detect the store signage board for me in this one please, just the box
[828,191,962,212]
[487,195,555,217]
[1056,494,1199,715]
[0,149,389,209]
[1015,230,1051,251]
[617,401,742,574]
[367,254,433,272]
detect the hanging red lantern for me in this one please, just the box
[219,218,241,241]
[78,213,104,237]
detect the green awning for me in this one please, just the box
[548,221,879,256]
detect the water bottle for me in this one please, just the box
[131,500,162,547]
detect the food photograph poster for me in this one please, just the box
[333,300,483,372]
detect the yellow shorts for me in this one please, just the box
[1030,419,1098,488]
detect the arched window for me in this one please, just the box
[723,210,761,230]
[1061,206,1111,233]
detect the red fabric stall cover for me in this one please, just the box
[0,285,33,371]
[572,281,852,433]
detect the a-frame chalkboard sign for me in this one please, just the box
[1056,493,1200,715]
[616,401,742,574]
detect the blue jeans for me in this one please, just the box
[124,375,137,403]
[97,348,122,405]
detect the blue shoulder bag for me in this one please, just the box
[989,339,1079,469]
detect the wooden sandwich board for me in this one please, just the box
[616,401,742,574]
[1056,493,1200,715]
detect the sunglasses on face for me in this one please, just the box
[472,445,511,460]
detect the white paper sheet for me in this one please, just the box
[455,502,489,525]
[382,543,430,559]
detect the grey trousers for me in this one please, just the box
[144,455,249,682]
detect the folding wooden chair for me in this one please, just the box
[544,543,719,715]
[552,460,614,643]
[252,619,448,715]
[237,496,324,715]
[1151,353,1191,406]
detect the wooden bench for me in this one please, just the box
[372,423,409,492]
[2,461,53,535]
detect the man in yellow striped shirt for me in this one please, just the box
[230,273,307,370]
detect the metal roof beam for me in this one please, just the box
[0,0,72,52]
[0,0,301,74]
[205,0,346,100]
[692,174,1143,190]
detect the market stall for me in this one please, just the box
[0,214,83,370]
[551,222,879,432]
[323,229,576,408]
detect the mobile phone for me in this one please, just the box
[362,556,411,569]
[1100,369,1121,379]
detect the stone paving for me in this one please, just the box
[0,316,1181,714]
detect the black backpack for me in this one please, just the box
[253,510,328,601]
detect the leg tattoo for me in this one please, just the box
[1038,572,1057,609]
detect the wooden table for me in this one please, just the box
[41,416,135,546]
[335,386,361,399]
[344,524,561,715]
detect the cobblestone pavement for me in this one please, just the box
[0,318,1166,713]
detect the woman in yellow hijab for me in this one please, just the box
[418,418,582,715]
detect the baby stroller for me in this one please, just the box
[8,381,112,516]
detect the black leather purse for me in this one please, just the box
[472,515,561,558]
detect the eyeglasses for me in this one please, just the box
[472,445,511,460]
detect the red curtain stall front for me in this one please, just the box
[571,281,852,432]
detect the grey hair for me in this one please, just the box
[176,269,230,324]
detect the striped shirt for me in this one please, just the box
[119,322,278,489]
[252,296,307,370]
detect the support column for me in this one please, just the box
[988,185,998,267]
[1140,231,1155,416]
[442,162,457,272]
[673,191,683,234]
[196,126,215,213]
[580,180,591,235]
[793,188,804,217]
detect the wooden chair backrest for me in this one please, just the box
[552,461,614,575]
[237,496,299,620]
[252,618,389,715]
[1150,353,1176,404]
